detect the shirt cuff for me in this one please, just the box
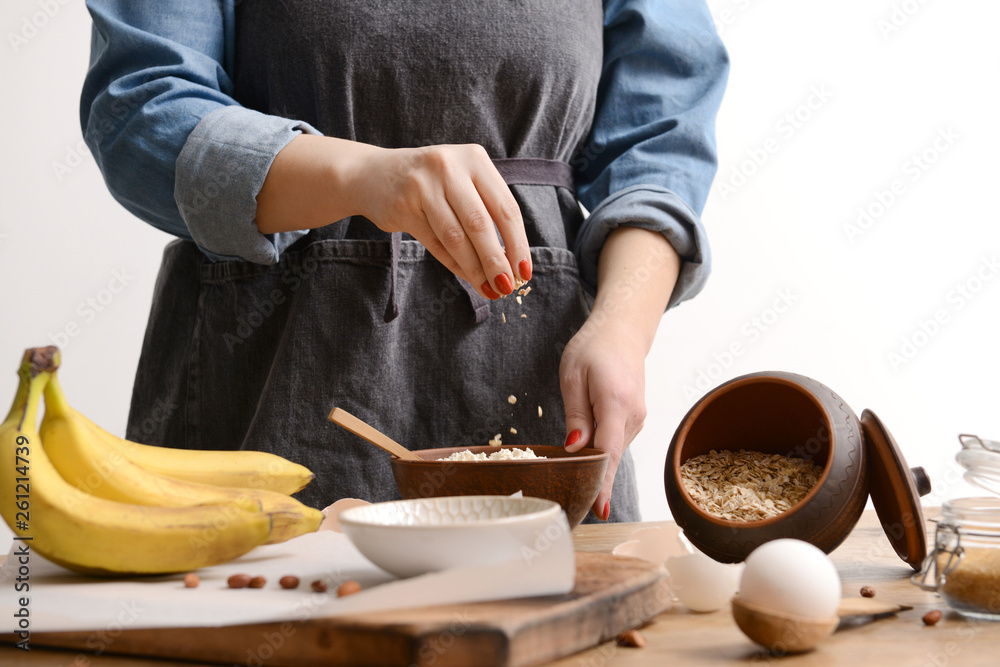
[574,184,711,310]
[174,106,321,264]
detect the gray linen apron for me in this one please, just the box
[126,0,640,522]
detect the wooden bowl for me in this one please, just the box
[665,371,870,563]
[390,445,608,528]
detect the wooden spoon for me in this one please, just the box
[328,407,421,460]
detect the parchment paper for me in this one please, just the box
[0,514,574,632]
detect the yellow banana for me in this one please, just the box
[0,348,271,575]
[39,371,322,545]
[88,416,314,495]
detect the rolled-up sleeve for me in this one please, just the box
[81,0,318,264]
[575,0,729,309]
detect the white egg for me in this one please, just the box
[666,551,744,612]
[738,539,841,619]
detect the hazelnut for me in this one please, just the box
[615,629,646,648]
[279,576,300,590]
[248,576,267,589]
[923,610,942,626]
[183,573,200,588]
[227,573,252,589]
[860,586,875,598]
[311,579,328,593]
[337,580,363,597]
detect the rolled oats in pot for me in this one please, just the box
[680,449,823,522]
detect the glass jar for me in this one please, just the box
[912,496,1000,620]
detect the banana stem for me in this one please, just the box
[41,370,70,418]
[3,368,31,428]
[22,346,60,378]
[7,348,57,431]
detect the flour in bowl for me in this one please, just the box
[440,448,546,462]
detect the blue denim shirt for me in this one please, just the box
[81,0,727,308]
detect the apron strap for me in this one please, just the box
[491,158,576,190]
[385,158,576,324]
[383,230,403,323]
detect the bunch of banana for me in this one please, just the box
[0,347,322,575]
[40,370,322,544]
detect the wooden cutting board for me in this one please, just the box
[7,552,668,667]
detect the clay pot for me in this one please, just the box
[665,371,871,563]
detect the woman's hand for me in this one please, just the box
[356,143,531,298]
[256,136,531,299]
[560,316,648,521]
[561,227,681,520]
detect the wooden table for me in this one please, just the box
[3,508,999,666]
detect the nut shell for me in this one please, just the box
[337,580,362,597]
[615,629,646,648]
[923,610,942,626]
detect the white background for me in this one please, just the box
[1,0,998,556]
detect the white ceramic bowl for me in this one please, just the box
[338,495,566,578]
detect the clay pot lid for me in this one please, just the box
[861,409,931,570]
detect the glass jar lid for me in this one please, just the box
[957,435,1000,497]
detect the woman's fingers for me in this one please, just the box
[442,177,514,297]
[406,219,471,287]
[590,401,628,522]
[561,365,635,522]
[417,194,492,298]
[468,157,531,285]
[560,362,594,455]
[359,143,532,299]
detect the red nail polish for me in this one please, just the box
[564,429,582,448]
[481,281,500,300]
[603,500,610,521]
[495,273,513,295]
[518,259,532,282]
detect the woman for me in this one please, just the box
[81,0,728,522]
